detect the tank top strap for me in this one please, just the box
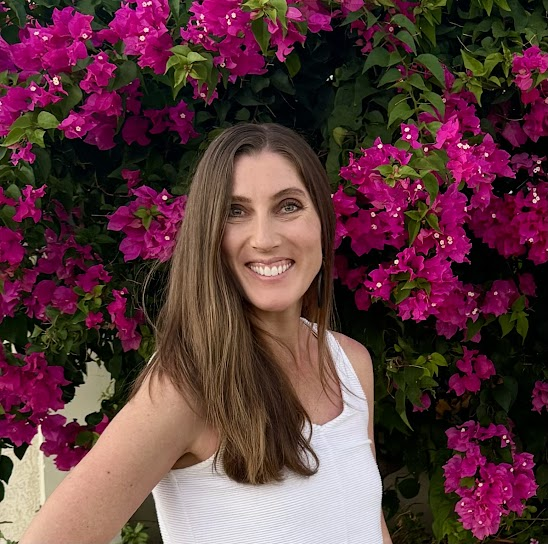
[324,329,368,412]
[300,318,368,412]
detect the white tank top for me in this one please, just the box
[152,331,383,543]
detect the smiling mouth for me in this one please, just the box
[247,260,294,278]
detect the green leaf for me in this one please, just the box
[418,17,436,46]
[341,8,364,25]
[10,114,34,130]
[332,127,348,147]
[407,73,428,91]
[269,0,288,28]
[2,127,26,147]
[494,0,511,10]
[422,91,445,117]
[37,111,60,130]
[271,70,295,95]
[481,0,494,15]
[425,213,441,231]
[422,172,439,202]
[415,54,445,88]
[493,378,518,412]
[111,60,139,91]
[379,68,402,86]
[395,30,416,54]
[28,128,45,148]
[168,0,180,20]
[363,47,391,72]
[251,17,269,56]
[465,316,484,341]
[395,388,413,430]
[391,13,417,34]
[5,0,27,27]
[461,50,485,76]
[407,218,420,245]
[516,313,529,342]
[499,313,514,337]
[387,97,413,126]
[285,51,301,78]
[0,455,14,484]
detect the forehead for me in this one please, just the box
[231,151,308,197]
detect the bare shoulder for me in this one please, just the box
[331,332,374,376]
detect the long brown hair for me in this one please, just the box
[132,123,336,484]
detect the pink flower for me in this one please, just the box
[0,228,25,266]
[532,381,548,413]
[448,348,495,396]
[106,289,143,351]
[85,311,104,329]
[12,185,47,223]
[52,286,78,314]
[74,264,111,292]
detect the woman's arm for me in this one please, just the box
[333,333,394,544]
[20,373,198,544]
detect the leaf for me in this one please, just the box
[391,13,417,34]
[422,91,445,117]
[422,172,439,202]
[407,73,428,91]
[418,17,436,46]
[285,51,301,78]
[1,127,26,147]
[251,17,269,56]
[494,0,511,10]
[37,111,60,130]
[0,455,14,484]
[461,50,485,76]
[387,97,412,126]
[379,68,402,86]
[516,313,529,342]
[425,213,441,231]
[168,0,180,20]
[5,0,27,27]
[465,316,484,341]
[110,60,139,91]
[415,54,445,88]
[269,0,288,29]
[407,218,420,245]
[395,388,413,430]
[395,30,416,54]
[363,47,391,73]
[493,377,518,412]
[341,8,364,25]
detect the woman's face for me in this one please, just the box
[222,151,323,317]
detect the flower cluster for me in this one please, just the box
[0,348,69,447]
[532,381,548,414]
[106,288,144,352]
[444,421,538,539]
[448,347,496,396]
[107,185,187,262]
[40,413,109,471]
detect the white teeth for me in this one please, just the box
[249,262,292,277]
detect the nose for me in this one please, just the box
[250,214,280,252]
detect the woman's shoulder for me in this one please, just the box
[330,331,373,369]
[329,331,375,394]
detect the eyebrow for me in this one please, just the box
[231,187,307,204]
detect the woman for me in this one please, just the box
[21,123,392,543]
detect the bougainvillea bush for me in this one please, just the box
[0,0,547,541]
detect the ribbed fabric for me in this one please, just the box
[152,330,383,543]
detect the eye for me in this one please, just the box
[280,199,302,214]
[228,205,245,218]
